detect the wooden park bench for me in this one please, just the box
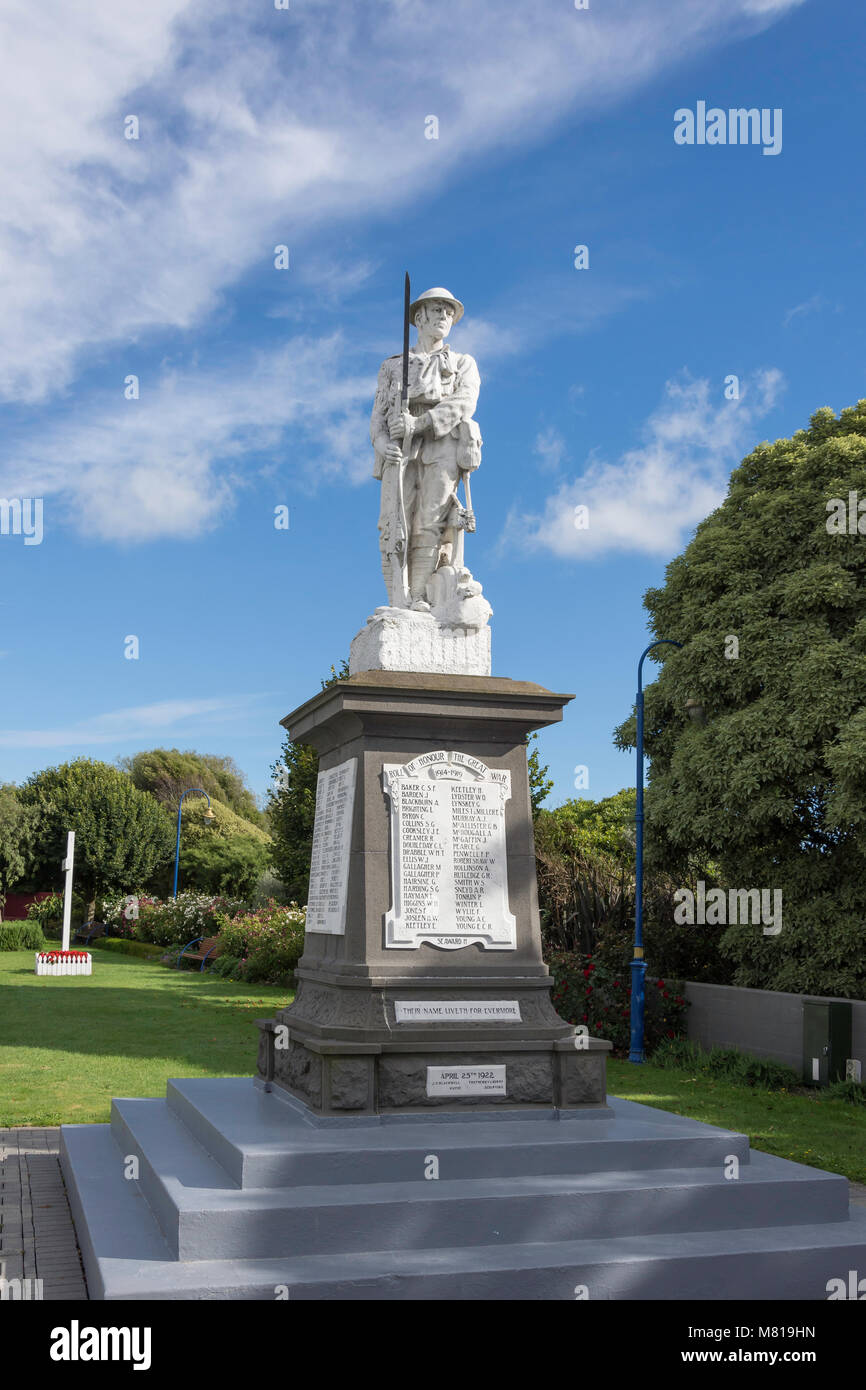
[176,935,222,972]
[73,921,106,946]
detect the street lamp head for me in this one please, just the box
[685,697,707,726]
[203,806,216,822]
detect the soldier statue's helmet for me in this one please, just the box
[409,287,464,326]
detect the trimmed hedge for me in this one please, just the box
[0,921,46,951]
[91,937,165,960]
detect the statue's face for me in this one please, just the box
[416,300,454,337]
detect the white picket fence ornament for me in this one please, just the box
[34,951,92,977]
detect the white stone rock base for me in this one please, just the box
[349,607,491,676]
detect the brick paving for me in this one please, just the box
[0,1127,88,1301]
[0,1125,864,1303]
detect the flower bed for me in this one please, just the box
[546,951,688,1055]
[101,891,246,947]
[212,900,306,984]
[35,950,92,977]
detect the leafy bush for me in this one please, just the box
[101,894,158,936]
[0,921,46,950]
[179,832,270,899]
[825,1079,866,1105]
[649,1037,800,1090]
[546,952,688,1055]
[103,892,247,947]
[209,954,245,980]
[535,792,731,985]
[25,892,87,939]
[214,901,306,984]
[26,893,64,926]
[250,870,291,907]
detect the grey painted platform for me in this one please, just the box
[61,1078,866,1300]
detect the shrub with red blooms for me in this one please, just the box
[546,951,689,1054]
[214,900,306,984]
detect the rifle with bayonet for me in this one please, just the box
[392,271,412,606]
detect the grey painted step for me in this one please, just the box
[166,1077,752,1188]
[105,1099,848,1262]
[60,1126,866,1301]
[60,1122,173,1300]
[110,1098,239,1258]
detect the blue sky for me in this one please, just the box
[1,0,864,811]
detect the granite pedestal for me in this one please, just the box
[255,671,607,1115]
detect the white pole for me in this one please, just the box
[61,830,75,953]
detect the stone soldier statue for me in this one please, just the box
[370,286,483,611]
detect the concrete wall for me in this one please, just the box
[681,981,866,1077]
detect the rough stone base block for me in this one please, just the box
[258,1025,608,1115]
[60,1077,866,1301]
[349,607,491,676]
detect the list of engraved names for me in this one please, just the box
[384,751,516,950]
[307,757,356,935]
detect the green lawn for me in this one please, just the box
[608,1057,866,1184]
[0,950,293,1126]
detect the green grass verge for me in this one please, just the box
[0,950,293,1126]
[608,1056,866,1184]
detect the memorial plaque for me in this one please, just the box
[394,1000,521,1023]
[426,1065,507,1097]
[383,750,516,950]
[306,757,357,935]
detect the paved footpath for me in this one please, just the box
[1,1125,864,1303]
[0,1128,87,1300]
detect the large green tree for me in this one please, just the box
[153,795,272,898]
[614,400,866,998]
[20,759,174,912]
[122,748,264,828]
[526,732,554,817]
[0,784,36,918]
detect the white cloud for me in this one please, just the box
[0,695,262,749]
[509,368,785,561]
[533,427,567,475]
[782,294,835,328]
[0,335,372,539]
[0,0,803,403]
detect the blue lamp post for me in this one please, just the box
[173,789,215,899]
[629,639,682,1064]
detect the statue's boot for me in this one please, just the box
[409,543,439,608]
